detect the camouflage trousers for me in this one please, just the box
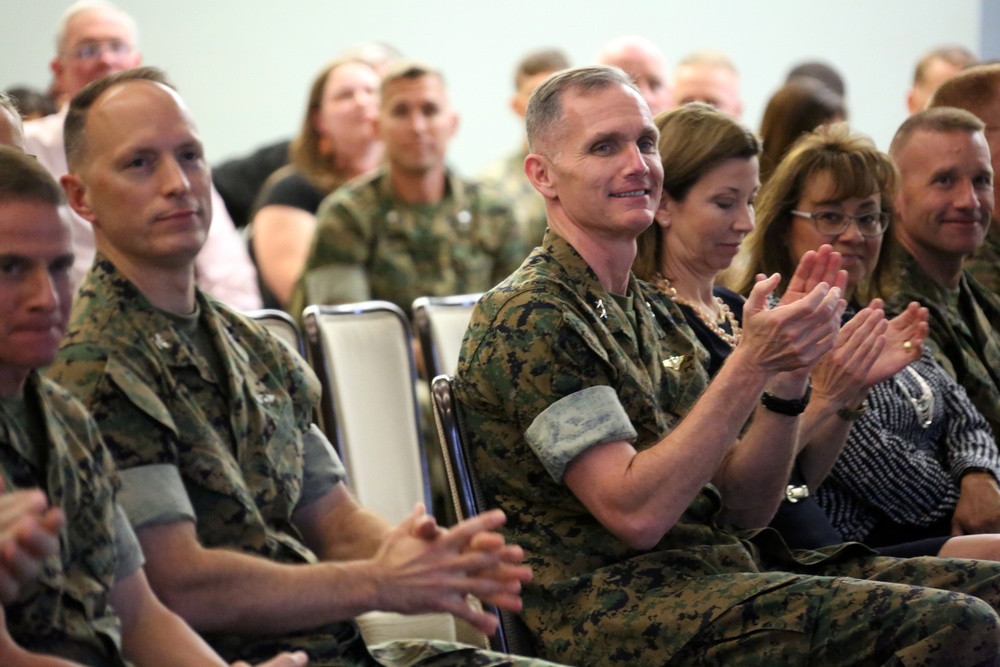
[535,555,1000,667]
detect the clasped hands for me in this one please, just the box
[373,504,530,635]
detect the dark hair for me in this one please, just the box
[786,61,845,97]
[759,79,845,185]
[0,145,66,206]
[737,123,899,303]
[64,66,172,171]
[633,103,761,281]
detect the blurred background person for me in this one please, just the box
[673,49,742,117]
[250,57,383,308]
[906,45,977,114]
[2,86,56,121]
[596,35,672,115]
[479,48,569,250]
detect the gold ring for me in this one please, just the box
[903,340,913,351]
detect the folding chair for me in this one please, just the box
[411,293,481,385]
[430,374,539,657]
[246,308,307,359]
[302,301,431,524]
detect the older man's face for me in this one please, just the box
[51,7,141,100]
[537,84,663,241]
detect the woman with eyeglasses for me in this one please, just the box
[732,122,1000,558]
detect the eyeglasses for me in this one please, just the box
[790,209,890,238]
[68,39,133,60]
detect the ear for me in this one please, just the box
[656,191,675,228]
[524,153,557,199]
[510,92,528,118]
[447,110,460,139]
[61,173,97,225]
[906,89,918,115]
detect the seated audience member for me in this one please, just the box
[480,48,570,249]
[214,42,403,229]
[733,121,1000,555]
[2,87,56,121]
[596,36,672,115]
[46,67,559,667]
[907,45,978,114]
[251,57,383,308]
[786,60,846,97]
[887,108,1000,450]
[758,78,845,185]
[0,146,305,667]
[930,64,1000,296]
[23,0,261,310]
[673,49,742,117]
[0,93,26,150]
[455,64,1000,666]
[292,60,523,317]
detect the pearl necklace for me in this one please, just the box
[895,365,935,429]
[655,273,742,347]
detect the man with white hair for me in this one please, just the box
[24,0,262,310]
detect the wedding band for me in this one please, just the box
[903,340,913,351]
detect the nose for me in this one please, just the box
[159,157,191,197]
[734,205,755,233]
[622,143,650,178]
[838,218,865,243]
[24,267,59,314]
[953,178,979,211]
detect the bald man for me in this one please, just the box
[596,35,672,115]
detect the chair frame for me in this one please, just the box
[303,302,432,512]
[430,374,538,657]
[245,308,307,358]
[411,293,481,387]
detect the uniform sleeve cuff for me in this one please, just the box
[525,385,636,483]
[118,464,196,529]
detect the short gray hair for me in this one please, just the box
[525,65,637,154]
[56,0,138,54]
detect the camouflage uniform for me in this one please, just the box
[291,166,525,317]
[0,371,142,666]
[47,256,564,667]
[455,232,1000,666]
[966,231,1000,298]
[888,251,1000,447]
[478,147,548,250]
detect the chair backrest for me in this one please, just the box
[411,294,481,384]
[430,374,538,657]
[303,302,431,524]
[246,308,307,359]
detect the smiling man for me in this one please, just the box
[292,60,523,317]
[888,106,1000,459]
[455,65,1000,665]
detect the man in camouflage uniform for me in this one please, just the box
[45,68,563,667]
[479,49,569,249]
[292,61,525,318]
[455,65,1000,665]
[0,148,307,666]
[888,108,1000,453]
[929,64,1000,297]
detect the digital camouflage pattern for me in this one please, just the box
[47,256,566,667]
[888,251,1000,448]
[966,231,1000,298]
[456,232,1000,666]
[0,372,128,666]
[478,147,548,250]
[291,166,526,317]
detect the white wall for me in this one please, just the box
[0,0,982,175]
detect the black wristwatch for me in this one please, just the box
[760,384,812,416]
